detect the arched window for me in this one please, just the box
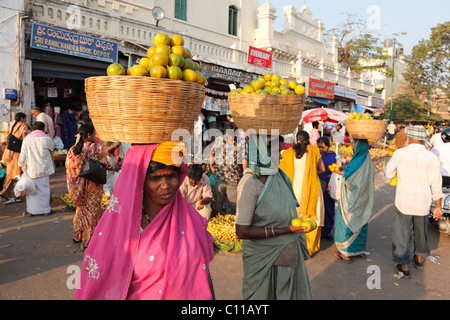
[228,6,238,36]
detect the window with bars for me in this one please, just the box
[228,6,238,36]
[175,0,187,21]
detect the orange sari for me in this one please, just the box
[66,142,111,247]
[0,122,28,196]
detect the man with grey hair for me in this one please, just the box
[31,106,55,139]
[385,125,443,279]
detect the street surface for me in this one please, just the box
[0,165,449,300]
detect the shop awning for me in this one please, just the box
[309,97,331,105]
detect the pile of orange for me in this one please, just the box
[106,33,206,85]
[230,73,305,96]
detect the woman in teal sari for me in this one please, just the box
[236,135,312,300]
[334,139,374,263]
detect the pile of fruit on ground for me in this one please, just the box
[207,214,242,252]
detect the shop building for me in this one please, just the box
[1,0,384,151]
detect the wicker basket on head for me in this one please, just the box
[345,119,387,140]
[228,93,305,135]
[84,76,205,144]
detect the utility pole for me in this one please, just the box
[428,65,435,125]
[388,32,407,122]
[389,38,396,122]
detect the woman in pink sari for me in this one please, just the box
[74,142,215,300]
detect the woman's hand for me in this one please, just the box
[289,226,308,234]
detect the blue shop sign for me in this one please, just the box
[30,22,118,63]
[4,89,17,100]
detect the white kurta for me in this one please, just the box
[18,132,55,215]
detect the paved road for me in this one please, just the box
[0,167,449,300]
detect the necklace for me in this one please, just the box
[143,213,152,223]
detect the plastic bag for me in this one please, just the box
[327,172,342,201]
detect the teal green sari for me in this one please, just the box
[334,139,374,256]
[241,135,312,300]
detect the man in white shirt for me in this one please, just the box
[330,123,344,145]
[429,126,445,148]
[31,106,55,139]
[385,125,443,278]
[431,127,450,186]
[18,121,55,217]
[387,121,396,140]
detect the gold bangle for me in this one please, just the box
[265,227,269,239]
[271,227,275,237]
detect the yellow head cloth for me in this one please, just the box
[152,141,185,167]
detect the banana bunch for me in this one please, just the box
[61,193,74,207]
[207,214,240,242]
[101,194,110,210]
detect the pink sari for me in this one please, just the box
[74,144,214,300]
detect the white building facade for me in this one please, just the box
[0,0,382,146]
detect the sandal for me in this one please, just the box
[395,264,411,279]
[334,252,352,264]
[414,255,425,270]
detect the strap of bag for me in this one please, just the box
[85,142,98,160]
[11,122,21,136]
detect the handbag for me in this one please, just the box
[6,124,22,153]
[78,143,107,184]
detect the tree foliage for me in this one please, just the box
[380,93,443,123]
[404,22,450,98]
[326,14,391,75]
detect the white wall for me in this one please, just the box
[0,0,25,133]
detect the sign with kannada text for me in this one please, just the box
[370,96,385,108]
[247,46,272,69]
[30,22,118,63]
[200,62,259,85]
[308,78,334,99]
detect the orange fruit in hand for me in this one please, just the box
[167,66,183,80]
[300,220,313,232]
[170,34,185,47]
[182,69,197,82]
[168,53,185,68]
[151,52,169,66]
[291,219,302,227]
[154,33,170,46]
[149,65,167,78]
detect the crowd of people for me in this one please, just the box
[1,109,448,300]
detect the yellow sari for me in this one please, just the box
[280,145,324,255]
